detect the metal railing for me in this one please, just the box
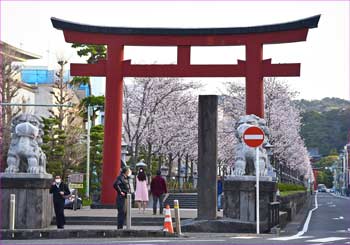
[276,163,304,185]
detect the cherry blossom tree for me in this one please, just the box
[220,78,312,178]
[123,77,200,171]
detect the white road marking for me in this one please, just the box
[268,236,314,241]
[306,237,348,243]
[336,229,350,233]
[244,135,263,140]
[333,216,344,220]
[230,236,259,239]
[329,204,336,207]
[117,240,171,243]
[273,192,318,240]
[330,193,350,200]
[181,240,226,242]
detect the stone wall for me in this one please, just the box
[280,191,311,222]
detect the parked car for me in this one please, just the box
[64,189,82,209]
[317,184,327,192]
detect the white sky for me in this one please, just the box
[1,1,349,100]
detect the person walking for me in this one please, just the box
[217,175,223,211]
[113,166,131,229]
[150,170,168,215]
[49,175,70,229]
[135,168,149,213]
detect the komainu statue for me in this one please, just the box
[5,114,47,174]
[232,114,272,176]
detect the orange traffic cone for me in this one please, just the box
[163,205,174,233]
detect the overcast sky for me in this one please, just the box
[1,1,349,100]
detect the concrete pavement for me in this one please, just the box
[1,205,300,241]
[7,194,349,243]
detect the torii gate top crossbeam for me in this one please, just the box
[51,16,320,46]
[51,15,319,42]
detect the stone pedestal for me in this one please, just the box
[0,173,53,229]
[223,176,277,231]
[182,176,277,233]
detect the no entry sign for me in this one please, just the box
[243,125,265,234]
[243,126,265,147]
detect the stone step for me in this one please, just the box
[52,216,188,226]
[164,193,198,209]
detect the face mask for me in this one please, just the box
[55,179,61,184]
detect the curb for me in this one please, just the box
[1,229,177,240]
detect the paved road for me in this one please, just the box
[3,193,350,244]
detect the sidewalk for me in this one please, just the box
[2,203,314,240]
[280,192,315,236]
[65,207,205,219]
[1,208,223,240]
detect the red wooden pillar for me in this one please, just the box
[245,41,264,118]
[101,43,124,205]
[313,169,318,190]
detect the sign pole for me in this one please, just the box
[243,125,264,235]
[86,105,91,199]
[256,147,260,234]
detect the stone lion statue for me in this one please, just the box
[5,114,47,174]
[231,114,272,177]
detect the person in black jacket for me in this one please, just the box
[49,175,70,229]
[113,167,131,229]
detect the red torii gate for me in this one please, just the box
[52,15,319,205]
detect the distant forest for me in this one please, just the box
[296,97,350,156]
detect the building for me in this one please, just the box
[0,41,41,114]
[0,41,41,170]
[345,142,350,193]
[1,41,89,167]
[20,65,89,118]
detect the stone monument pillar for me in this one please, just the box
[198,95,218,220]
[0,114,53,229]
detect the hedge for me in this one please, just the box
[278,182,306,192]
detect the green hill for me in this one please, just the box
[296,97,350,112]
[295,97,350,156]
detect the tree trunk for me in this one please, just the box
[185,154,189,182]
[190,159,194,184]
[167,153,173,181]
[177,153,181,190]
[147,142,152,179]
[158,154,162,171]
[134,139,140,167]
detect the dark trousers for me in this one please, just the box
[117,196,126,229]
[53,200,65,228]
[152,194,164,214]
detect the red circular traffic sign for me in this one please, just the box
[243,126,265,147]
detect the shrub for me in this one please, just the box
[278,183,306,192]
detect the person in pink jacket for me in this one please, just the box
[135,168,149,213]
